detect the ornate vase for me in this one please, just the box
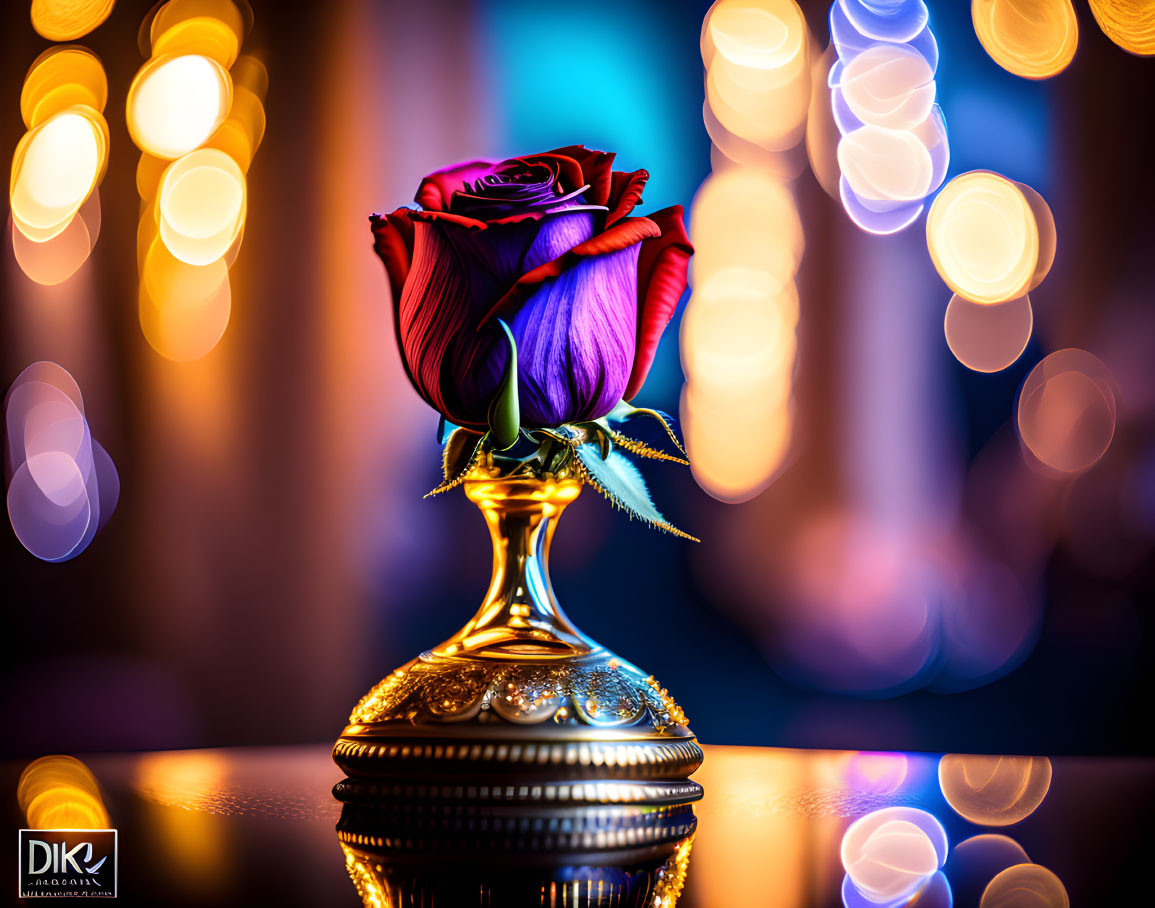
[332,470,702,807]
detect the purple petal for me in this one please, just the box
[522,211,595,272]
[512,243,640,426]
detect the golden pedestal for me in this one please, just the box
[333,475,703,807]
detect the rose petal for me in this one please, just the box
[607,168,650,225]
[522,211,596,271]
[407,209,490,230]
[415,159,497,212]
[625,205,692,400]
[512,242,640,426]
[543,145,617,207]
[396,220,507,427]
[370,208,415,304]
[515,152,585,196]
[480,216,661,327]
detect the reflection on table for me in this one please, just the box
[5,744,1153,906]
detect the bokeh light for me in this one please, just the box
[701,0,811,152]
[158,148,247,265]
[129,1,266,360]
[842,870,952,908]
[1088,0,1155,56]
[5,362,119,562]
[1015,181,1056,290]
[927,171,1040,305]
[826,0,948,233]
[689,168,803,285]
[972,0,1079,80]
[20,46,108,128]
[1017,349,1118,473]
[683,381,794,503]
[127,53,232,159]
[840,178,925,234]
[843,751,909,794]
[18,755,110,830]
[11,47,110,260]
[10,108,108,243]
[30,0,115,41]
[807,45,843,198]
[139,237,233,362]
[840,43,935,130]
[771,511,940,693]
[149,0,246,67]
[830,3,939,69]
[203,59,267,172]
[838,125,934,202]
[951,834,1032,907]
[12,190,101,286]
[841,806,947,904]
[938,754,1053,825]
[840,0,929,44]
[930,540,1043,692]
[944,293,1033,373]
[981,863,1069,908]
[681,271,798,393]
[688,1,807,503]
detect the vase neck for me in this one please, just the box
[431,477,598,660]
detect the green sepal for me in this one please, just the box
[605,400,687,457]
[487,319,520,451]
[611,433,689,465]
[573,444,698,541]
[572,419,613,460]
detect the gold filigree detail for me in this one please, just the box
[645,676,689,730]
[341,842,393,908]
[350,657,692,734]
[652,836,694,907]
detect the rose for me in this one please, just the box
[371,145,693,430]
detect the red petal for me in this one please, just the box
[606,169,650,225]
[415,159,496,211]
[407,209,489,230]
[543,145,617,207]
[516,152,585,196]
[370,209,415,305]
[624,205,693,401]
[480,217,661,326]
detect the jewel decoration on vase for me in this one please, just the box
[334,146,702,802]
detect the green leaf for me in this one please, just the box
[573,445,697,541]
[487,319,520,450]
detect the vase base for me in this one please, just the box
[334,647,702,805]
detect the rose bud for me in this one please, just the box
[371,145,693,431]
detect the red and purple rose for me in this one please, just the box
[371,145,693,430]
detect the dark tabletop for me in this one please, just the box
[4,744,1153,906]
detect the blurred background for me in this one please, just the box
[2,0,1153,760]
